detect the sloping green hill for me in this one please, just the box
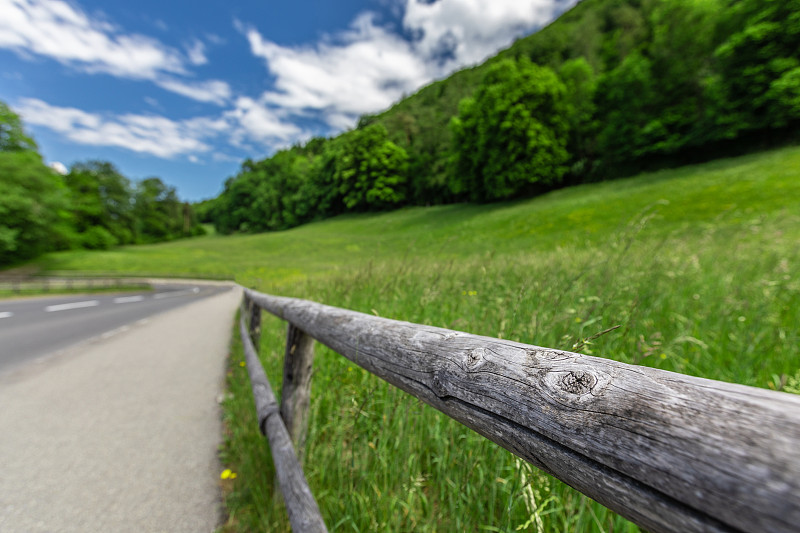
[44,145,800,301]
[37,146,800,530]
[210,0,800,235]
[363,0,631,194]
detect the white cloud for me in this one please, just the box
[0,0,230,104]
[255,14,427,117]
[239,0,573,135]
[242,13,428,133]
[156,78,232,105]
[16,98,227,158]
[0,0,183,78]
[404,0,564,68]
[226,96,304,145]
[186,39,207,65]
[3,0,575,160]
[49,161,68,174]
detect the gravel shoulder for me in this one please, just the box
[0,284,242,532]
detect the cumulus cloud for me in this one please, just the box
[4,0,575,160]
[226,96,304,145]
[242,13,429,131]
[404,0,565,68]
[16,98,228,158]
[239,0,573,135]
[0,0,230,104]
[0,0,183,78]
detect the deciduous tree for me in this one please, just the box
[65,161,135,248]
[451,58,570,201]
[0,151,73,264]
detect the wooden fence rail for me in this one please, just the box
[240,287,800,533]
[238,304,327,533]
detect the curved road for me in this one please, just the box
[0,283,231,375]
[0,281,242,532]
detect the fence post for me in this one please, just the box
[238,314,328,533]
[280,324,316,460]
[247,298,262,348]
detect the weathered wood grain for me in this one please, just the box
[245,288,800,533]
[280,324,316,460]
[238,313,328,533]
[246,298,262,348]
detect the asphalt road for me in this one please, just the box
[0,283,232,375]
[0,284,242,532]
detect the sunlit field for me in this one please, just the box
[36,146,800,531]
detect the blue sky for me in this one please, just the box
[0,0,574,201]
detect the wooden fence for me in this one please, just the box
[239,287,800,533]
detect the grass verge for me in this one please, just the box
[0,284,152,300]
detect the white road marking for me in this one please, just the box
[113,296,144,304]
[0,312,13,319]
[153,292,178,300]
[45,300,100,312]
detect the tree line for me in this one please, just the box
[0,102,202,267]
[206,0,800,234]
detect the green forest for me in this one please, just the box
[0,101,203,267]
[204,0,800,234]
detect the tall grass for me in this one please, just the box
[28,146,800,531]
[219,202,798,531]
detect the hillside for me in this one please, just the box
[363,0,629,197]
[207,0,800,234]
[38,145,800,531]
[45,145,800,297]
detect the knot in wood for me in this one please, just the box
[465,347,486,371]
[560,371,596,395]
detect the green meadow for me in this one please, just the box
[34,146,800,531]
